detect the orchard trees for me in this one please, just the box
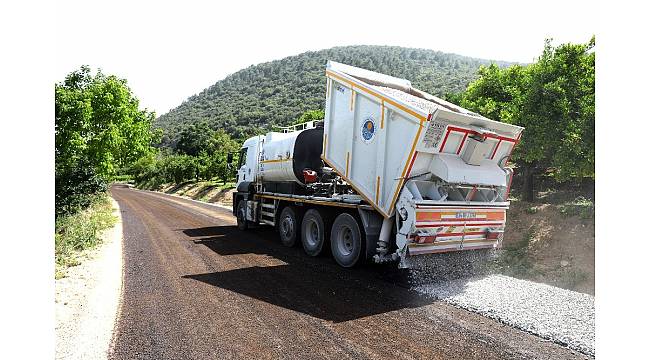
[453,38,595,201]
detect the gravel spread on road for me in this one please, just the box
[412,274,595,357]
[55,198,123,360]
[108,186,584,360]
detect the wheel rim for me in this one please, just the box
[281,215,294,240]
[305,219,320,247]
[337,225,354,256]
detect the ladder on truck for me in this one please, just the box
[259,197,277,226]
[253,134,277,226]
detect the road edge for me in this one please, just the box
[135,187,233,211]
[55,196,124,360]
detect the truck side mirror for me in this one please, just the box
[227,153,234,164]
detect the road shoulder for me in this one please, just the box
[55,197,124,360]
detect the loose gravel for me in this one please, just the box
[55,198,123,360]
[375,86,441,114]
[412,273,595,357]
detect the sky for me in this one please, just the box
[56,0,595,116]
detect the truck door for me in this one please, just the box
[236,147,248,184]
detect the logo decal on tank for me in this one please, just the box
[361,117,376,143]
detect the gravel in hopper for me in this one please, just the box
[375,86,441,114]
[412,272,595,357]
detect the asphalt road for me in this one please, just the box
[109,185,585,360]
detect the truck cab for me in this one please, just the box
[236,136,261,188]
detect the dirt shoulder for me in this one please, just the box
[143,180,236,208]
[500,189,595,295]
[55,197,123,360]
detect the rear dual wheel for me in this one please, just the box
[301,209,329,257]
[330,213,363,268]
[280,206,364,267]
[279,206,301,247]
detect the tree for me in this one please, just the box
[56,66,157,177]
[211,130,240,183]
[155,45,504,146]
[290,109,325,126]
[176,122,216,156]
[55,66,158,215]
[454,38,595,201]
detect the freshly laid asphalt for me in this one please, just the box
[109,185,587,359]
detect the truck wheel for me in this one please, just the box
[301,209,328,256]
[236,200,249,230]
[330,213,363,267]
[279,206,300,247]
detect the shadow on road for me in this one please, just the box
[181,225,435,323]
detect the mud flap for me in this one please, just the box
[357,208,383,261]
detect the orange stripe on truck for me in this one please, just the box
[416,212,442,221]
[415,210,505,222]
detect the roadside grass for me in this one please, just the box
[557,196,594,219]
[525,206,539,214]
[55,194,117,279]
[111,174,134,183]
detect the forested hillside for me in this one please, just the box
[155,45,512,144]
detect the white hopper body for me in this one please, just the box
[322,61,524,218]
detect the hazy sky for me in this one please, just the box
[56,0,595,115]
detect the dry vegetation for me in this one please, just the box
[497,184,595,294]
[55,194,117,279]
[154,181,236,206]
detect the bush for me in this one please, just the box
[112,174,133,183]
[55,194,116,278]
[55,160,107,217]
[160,154,198,183]
[128,150,237,189]
[558,196,594,219]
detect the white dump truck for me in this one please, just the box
[233,61,524,268]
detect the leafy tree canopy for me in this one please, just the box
[453,37,595,199]
[55,66,158,215]
[290,109,325,126]
[176,122,240,157]
[56,66,159,177]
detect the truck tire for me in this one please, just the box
[236,200,250,230]
[330,213,363,268]
[301,209,328,257]
[278,206,301,247]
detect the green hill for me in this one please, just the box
[155,45,512,145]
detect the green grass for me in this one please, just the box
[111,174,134,183]
[525,206,539,214]
[55,194,117,279]
[558,196,594,219]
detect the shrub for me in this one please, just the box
[55,160,107,217]
[55,194,116,278]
